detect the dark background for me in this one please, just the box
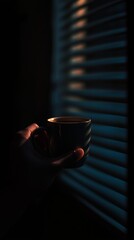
[1,0,52,185]
[1,0,52,133]
[1,0,53,238]
[0,0,133,239]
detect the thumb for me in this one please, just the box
[51,147,84,168]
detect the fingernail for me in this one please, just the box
[74,148,84,161]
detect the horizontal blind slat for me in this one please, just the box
[76,195,127,233]
[63,89,127,102]
[60,172,127,226]
[63,98,127,115]
[76,164,127,194]
[64,169,127,210]
[60,27,126,48]
[60,0,125,27]
[92,136,127,153]
[87,155,127,180]
[59,0,94,10]
[92,124,127,141]
[61,57,127,69]
[63,109,127,127]
[90,145,127,167]
[63,71,127,80]
[60,12,126,37]
[61,41,126,57]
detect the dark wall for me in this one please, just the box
[126,2,134,239]
[1,0,52,135]
[0,0,52,237]
[0,0,52,179]
[17,0,52,128]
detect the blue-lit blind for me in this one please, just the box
[51,0,128,235]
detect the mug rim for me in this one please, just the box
[47,116,91,124]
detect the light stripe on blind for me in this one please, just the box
[51,0,128,235]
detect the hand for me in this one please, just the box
[9,123,84,195]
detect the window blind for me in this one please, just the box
[51,0,128,235]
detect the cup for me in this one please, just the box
[32,116,91,167]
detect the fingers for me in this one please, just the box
[51,147,84,168]
[15,123,39,146]
[24,123,39,138]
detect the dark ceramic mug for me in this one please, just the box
[32,116,91,167]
